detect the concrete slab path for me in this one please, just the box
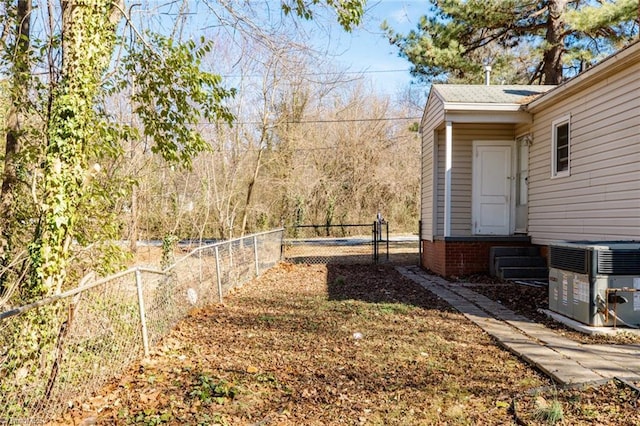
[397,266,640,387]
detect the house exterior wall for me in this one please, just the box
[436,128,445,235]
[527,60,640,245]
[435,123,515,236]
[419,43,640,277]
[420,93,444,241]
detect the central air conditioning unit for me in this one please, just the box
[548,241,640,327]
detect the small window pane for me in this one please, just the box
[555,122,569,173]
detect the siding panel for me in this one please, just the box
[528,61,640,244]
[420,93,444,240]
[436,129,445,235]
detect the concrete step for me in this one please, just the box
[495,256,547,269]
[489,246,542,276]
[490,246,540,258]
[498,266,549,280]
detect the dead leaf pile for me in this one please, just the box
[58,263,640,425]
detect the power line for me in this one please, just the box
[221,69,412,79]
[199,116,421,125]
[115,116,421,128]
[284,116,420,124]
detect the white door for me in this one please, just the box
[473,142,513,235]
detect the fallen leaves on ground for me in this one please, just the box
[60,263,640,425]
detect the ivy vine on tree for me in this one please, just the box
[29,0,123,298]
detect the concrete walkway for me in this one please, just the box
[397,266,640,387]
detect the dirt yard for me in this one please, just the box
[61,263,640,425]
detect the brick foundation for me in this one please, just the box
[421,237,534,277]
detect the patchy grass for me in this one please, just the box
[62,263,640,425]
[512,380,640,425]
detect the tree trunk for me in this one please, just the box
[129,182,139,253]
[0,0,32,293]
[542,0,568,84]
[30,0,122,297]
[240,147,264,236]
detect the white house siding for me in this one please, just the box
[435,123,516,236]
[436,128,445,235]
[528,63,640,245]
[420,94,444,240]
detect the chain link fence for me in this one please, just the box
[284,223,388,264]
[0,229,283,423]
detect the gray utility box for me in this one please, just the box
[548,241,640,327]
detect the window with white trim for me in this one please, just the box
[552,115,570,177]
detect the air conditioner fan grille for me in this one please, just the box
[549,246,589,274]
[597,250,640,275]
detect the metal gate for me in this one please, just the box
[284,221,389,264]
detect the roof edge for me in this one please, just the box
[443,102,524,112]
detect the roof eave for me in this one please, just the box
[420,88,440,133]
[442,109,532,125]
[443,102,524,112]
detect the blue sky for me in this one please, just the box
[306,0,427,95]
[135,1,428,97]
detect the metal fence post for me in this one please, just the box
[254,235,259,277]
[280,230,285,260]
[372,221,378,264]
[134,268,150,358]
[228,241,234,284]
[215,245,223,303]
[386,221,389,262]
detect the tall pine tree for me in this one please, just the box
[385,0,639,84]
